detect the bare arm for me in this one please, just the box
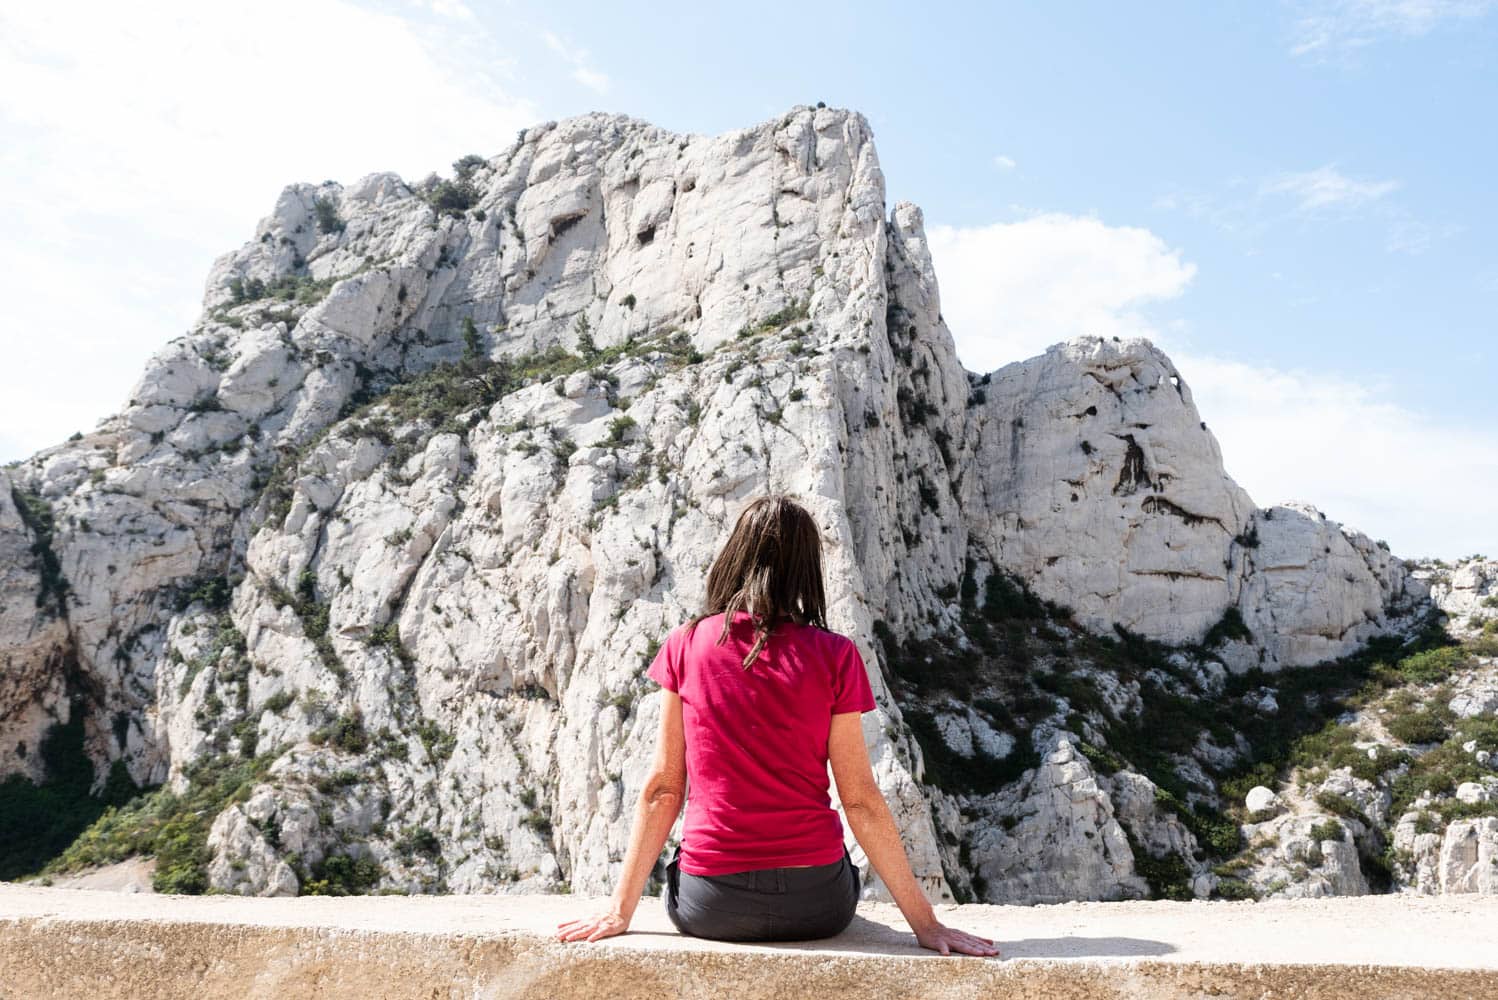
[829,712,1001,957]
[559,689,687,942]
[608,688,688,923]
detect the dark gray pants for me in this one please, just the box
[664,843,860,942]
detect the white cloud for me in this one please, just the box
[0,0,536,462]
[926,214,1196,372]
[543,30,611,95]
[928,212,1498,560]
[993,155,1017,170]
[1289,0,1497,57]
[1167,353,1498,560]
[1260,165,1400,214]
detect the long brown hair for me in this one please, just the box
[687,494,830,668]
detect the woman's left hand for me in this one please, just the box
[556,907,630,943]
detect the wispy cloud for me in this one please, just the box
[543,30,611,95]
[1260,164,1400,214]
[1156,163,1451,254]
[928,212,1497,559]
[1289,0,1497,57]
[1383,215,1465,253]
[993,155,1017,170]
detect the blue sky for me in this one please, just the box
[1,0,1494,560]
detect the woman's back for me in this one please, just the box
[559,493,1000,957]
[647,610,876,875]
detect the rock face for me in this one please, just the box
[0,105,1437,902]
[964,347,1426,672]
[1418,558,1498,638]
[1394,812,1498,895]
[968,740,1149,904]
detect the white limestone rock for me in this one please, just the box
[971,739,1149,904]
[1244,814,1371,899]
[0,104,1443,904]
[1447,660,1498,719]
[1394,813,1498,895]
[1419,558,1498,637]
[1245,786,1282,815]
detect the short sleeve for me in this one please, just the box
[646,628,681,693]
[830,636,877,714]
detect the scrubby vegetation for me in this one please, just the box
[264,569,346,679]
[301,851,384,895]
[8,486,71,616]
[874,560,1065,794]
[874,548,1490,902]
[0,709,140,881]
[227,273,338,308]
[31,746,278,893]
[313,194,346,235]
[421,154,486,218]
[253,320,710,533]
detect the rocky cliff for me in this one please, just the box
[5,105,1484,905]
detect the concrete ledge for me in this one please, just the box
[2,886,1496,999]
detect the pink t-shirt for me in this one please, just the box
[646,610,878,875]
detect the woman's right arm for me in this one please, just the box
[828,712,1002,958]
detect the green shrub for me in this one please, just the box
[311,711,368,754]
[1390,740,1490,819]
[1313,792,1370,827]
[1396,646,1472,684]
[261,690,295,715]
[1309,819,1344,842]
[264,571,345,677]
[312,195,345,235]
[1288,722,1405,783]
[172,574,233,613]
[1122,826,1192,900]
[421,157,482,218]
[1201,606,1253,648]
[396,825,441,858]
[461,317,482,358]
[605,415,636,445]
[0,712,141,880]
[301,851,382,895]
[1213,878,1258,900]
[574,314,597,356]
[366,622,415,667]
[521,810,553,839]
[415,720,455,762]
[453,154,486,179]
[228,273,338,308]
[1387,710,1450,745]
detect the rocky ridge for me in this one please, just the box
[3,105,1479,906]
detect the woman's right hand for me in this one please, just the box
[914,919,1002,957]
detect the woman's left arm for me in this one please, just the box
[557,689,687,941]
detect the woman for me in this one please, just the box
[557,494,1000,957]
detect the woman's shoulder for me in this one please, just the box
[668,614,720,643]
[794,622,856,653]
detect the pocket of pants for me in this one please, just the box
[703,870,757,891]
[676,872,774,915]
